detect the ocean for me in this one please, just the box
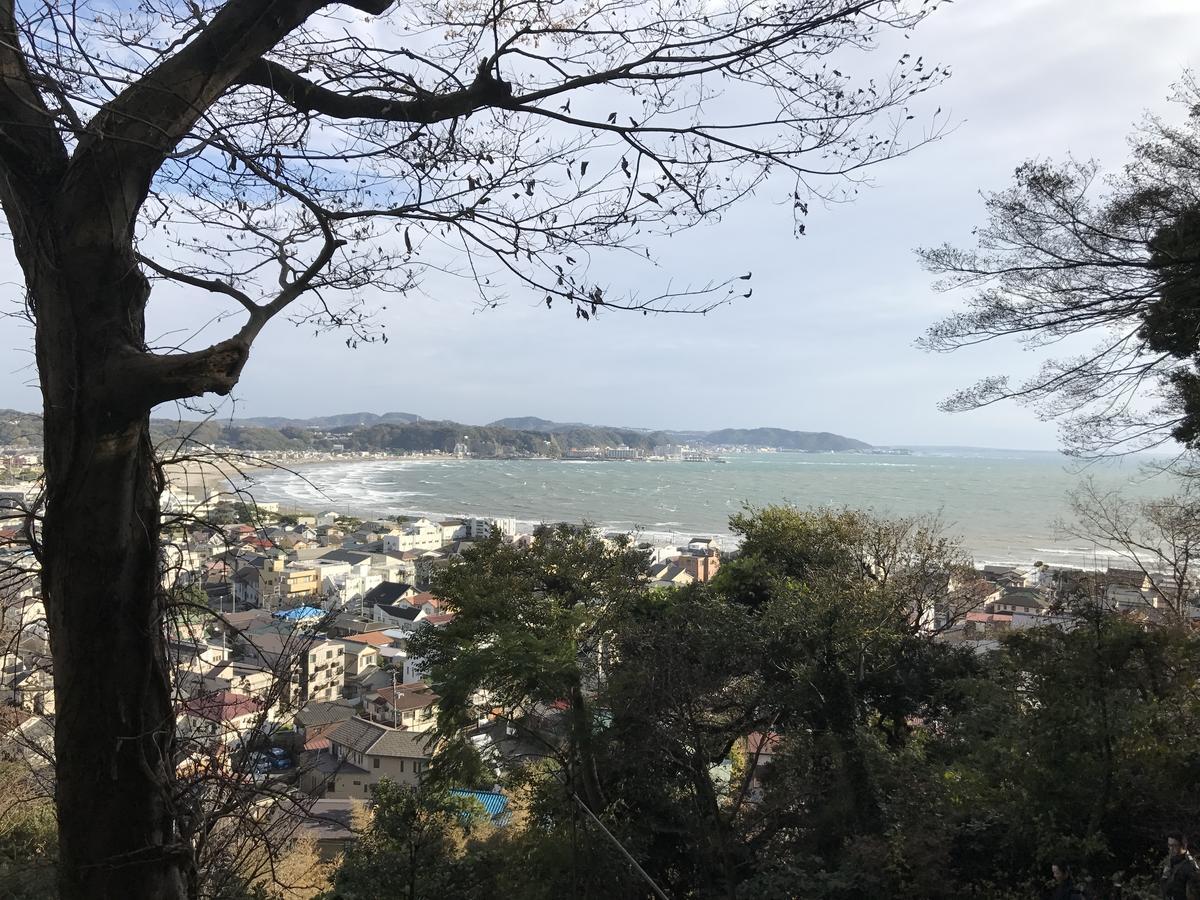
[249,448,1180,568]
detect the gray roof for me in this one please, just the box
[364,582,414,607]
[296,700,359,728]
[996,588,1047,609]
[319,549,373,565]
[326,717,432,759]
[376,603,419,621]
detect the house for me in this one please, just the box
[648,560,694,588]
[373,603,422,630]
[321,717,433,797]
[988,587,1047,616]
[0,708,55,794]
[198,659,276,699]
[675,542,721,581]
[404,592,443,616]
[981,565,1028,591]
[340,630,396,650]
[450,788,511,826]
[296,699,360,752]
[176,690,267,749]
[362,581,415,609]
[363,681,439,732]
[296,798,361,861]
[339,639,381,681]
[743,731,782,795]
[439,519,468,543]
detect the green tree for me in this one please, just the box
[322,781,491,900]
[937,610,1200,892]
[710,507,982,896]
[411,525,649,812]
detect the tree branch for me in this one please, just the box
[0,0,68,195]
[63,0,395,234]
[236,57,513,123]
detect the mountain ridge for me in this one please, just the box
[1,409,871,454]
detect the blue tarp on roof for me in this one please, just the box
[450,789,510,824]
[272,606,325,621]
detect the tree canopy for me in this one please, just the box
[921,74,1200,457]
[373,507,1200,899]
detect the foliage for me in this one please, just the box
[0,774,57,900]
[387,507,1200,899]
[921,73,1200,457]
[321,781,492,900]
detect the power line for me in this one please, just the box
[569,790,671,900]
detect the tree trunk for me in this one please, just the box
[35,253,192,897]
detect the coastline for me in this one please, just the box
[233,455,1150,572]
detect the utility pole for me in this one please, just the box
[391,668,398,729]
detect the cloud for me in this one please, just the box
[1,0,1198,452]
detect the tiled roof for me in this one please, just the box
[295,699,359,728]
[364,582,415,606]
[370,681,438,712]
[341,631,393,648]
[325,717,381,754]
[326,717,433,759]
[179,690,261,724]
[377,604,420,622]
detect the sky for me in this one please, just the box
[2,0,1199,450]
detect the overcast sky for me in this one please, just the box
[2,0,1199,450]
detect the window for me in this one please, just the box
[398,760,405,773]
[373,757,379,769]
[327,780,335,792]
[325,649,333,660]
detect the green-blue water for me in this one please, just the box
[251,449,1178,567]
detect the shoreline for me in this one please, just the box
[234,457,1143,573]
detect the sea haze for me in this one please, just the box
[250,449,1176,568]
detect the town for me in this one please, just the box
[4,445,1198,877]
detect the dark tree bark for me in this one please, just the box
[30,224,189,894]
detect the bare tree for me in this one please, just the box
[920,73,1200,459]
[0,0,946,895]
[1061,476,1200,620]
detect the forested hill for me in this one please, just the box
[700,428,872,451]
[1,409,871,454]
[492,416,873,451]
[0,410,42,446]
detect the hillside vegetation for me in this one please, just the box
[2,410,871,455]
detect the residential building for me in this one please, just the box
[233,555,322,610]
[239,626,346,703]
[176,690,267,749]
[321,717,433,797]
[363,681,439,732]
[373,603,422,630]
[362,581,415,610]
[339,639,381,680]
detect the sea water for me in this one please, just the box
[250,448,1179,568]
